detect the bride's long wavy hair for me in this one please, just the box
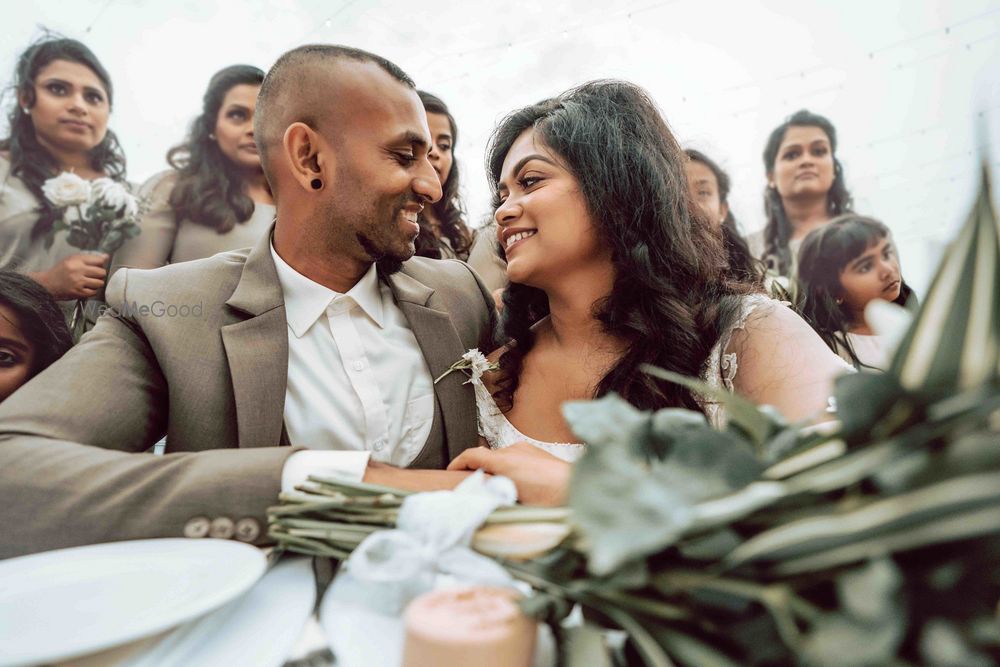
[166,64,264,233]
[487,80,752,413]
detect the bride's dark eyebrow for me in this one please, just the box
[498,154,559,193]
[511,154,558,175]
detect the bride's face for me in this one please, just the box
[494,128,610,288]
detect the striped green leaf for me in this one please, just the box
[891,163,1000,393]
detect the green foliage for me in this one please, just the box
[563,394,760,576]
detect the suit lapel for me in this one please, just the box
[387,271,477,461]
[222,228,288,449]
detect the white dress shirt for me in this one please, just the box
[271,244,435,491]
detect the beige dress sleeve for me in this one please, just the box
[466,224,508,293]
[109,170,180,276]
[0,154,52,274]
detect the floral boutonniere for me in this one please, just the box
[434,349,500,385]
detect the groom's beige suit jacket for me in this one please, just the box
[0,230,495,558]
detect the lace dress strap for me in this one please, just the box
[700,294,779,428]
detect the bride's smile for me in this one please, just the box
[493,128,611,290]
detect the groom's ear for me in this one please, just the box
[282,122,332,193]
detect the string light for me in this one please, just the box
[84,0,114,34]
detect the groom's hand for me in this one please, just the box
[447,442,570,506]
[362,460,471,492]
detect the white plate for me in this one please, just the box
[0,538,267,666]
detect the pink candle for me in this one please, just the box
[402,587,536,667]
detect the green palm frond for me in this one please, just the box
[891,163,1000,394]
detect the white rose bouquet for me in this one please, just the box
[42,171,143,339]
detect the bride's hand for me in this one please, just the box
[447,442,571,506]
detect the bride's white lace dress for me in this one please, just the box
[473,295,843,461]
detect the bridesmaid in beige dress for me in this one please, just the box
[412,90,474,262]
[0,37,128,311]
[746,109,854,278]
[111,65,273,273]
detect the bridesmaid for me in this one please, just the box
[413,90,473,261]
[110,65,272,273]
[746,109,853,278]
[0,37,127,307]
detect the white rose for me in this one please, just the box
[42,172,91,207]
[90,178,133,213]
[122,193,140,218]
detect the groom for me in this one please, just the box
[0,45,494,558]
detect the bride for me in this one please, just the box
[448,80,851,503]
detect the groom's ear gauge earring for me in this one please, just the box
[310,178,323,190]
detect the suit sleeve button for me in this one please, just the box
[234,517,261,543]
[183,516,211,538]
[209,517,235,539]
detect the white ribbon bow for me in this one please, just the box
[324,470,519,616]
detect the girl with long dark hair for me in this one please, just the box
[684,148,763,286]
[0,36,126,305]
[413,90,473,261]
[797,214,917,370]
[447,81,852,500]
[111,65,271,273]
[0,271,72,403]
[747,109,853,277]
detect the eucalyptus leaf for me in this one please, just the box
[677,528,743,561]
[640,364,782,448]
[836,558,903,623]
[833,371,913,443]
[519,591,572,625]
[565,624,615,667]
[647,416,761,501]
[799,611,905,667]
[565,395,696,574]
[919,618,996,667]
[565,394,759,575]
[653,626,742,667]
[569,442,695,576]
[563,393,650,453]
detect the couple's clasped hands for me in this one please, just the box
[448,442,571,507]
[363,442,571,507]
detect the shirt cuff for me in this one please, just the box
[281,450,371,493]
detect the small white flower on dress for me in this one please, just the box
[42,172,91,207]
[434,348,500,385]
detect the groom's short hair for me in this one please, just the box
[254,44,415,186]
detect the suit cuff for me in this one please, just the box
[281,450,371,493]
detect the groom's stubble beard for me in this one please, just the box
[355,192,424,277]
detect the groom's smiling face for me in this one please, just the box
[317,61,442,271]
